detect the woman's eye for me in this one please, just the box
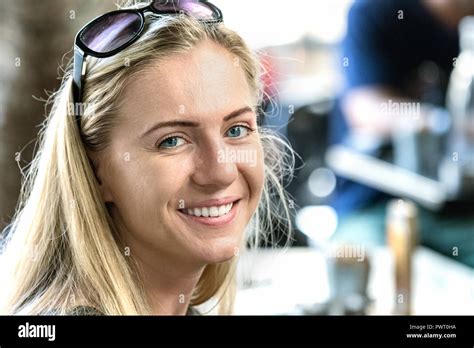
[226,125,252,138]
[158,136,186,149]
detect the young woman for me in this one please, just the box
[0,0,295,315]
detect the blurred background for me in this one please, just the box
[1,0,473,315]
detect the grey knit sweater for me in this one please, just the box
[66,306,200,315]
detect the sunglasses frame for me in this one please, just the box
[72,0,223,124]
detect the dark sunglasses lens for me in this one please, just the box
[80,12,143,53]
[151,0,217,21]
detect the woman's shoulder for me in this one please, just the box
[66,306,104,316]
[68,306,200,315]
[186,306,201,316]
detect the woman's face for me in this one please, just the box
[93,40,264,266]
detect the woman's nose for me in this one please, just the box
[191,140,238,189]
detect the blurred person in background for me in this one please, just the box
[329,0,474,265]
[340,0,474,138]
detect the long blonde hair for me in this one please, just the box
[0,2,295,315]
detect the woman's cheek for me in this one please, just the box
[241,142,265,212]
[256,144,265,196]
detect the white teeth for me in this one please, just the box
[218,205,226,216]
[210,207,220,217]
[181,202,234,217]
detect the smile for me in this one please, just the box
[178,200,240,227]
[180,202,233,217]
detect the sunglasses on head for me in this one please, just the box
[72,0,223,125]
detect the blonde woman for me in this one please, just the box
[0,0,295,315]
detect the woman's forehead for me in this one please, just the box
[119,40,253,127]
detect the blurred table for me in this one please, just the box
[326,144,448,210]
[233,247,474,315]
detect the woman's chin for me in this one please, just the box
[197,244,239,265]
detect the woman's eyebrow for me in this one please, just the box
[140,106,254,138]
[223,106,253,122]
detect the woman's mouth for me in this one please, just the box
[178,200,240,227]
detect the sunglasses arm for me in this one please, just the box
[73,46,87,107]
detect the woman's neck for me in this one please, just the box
[139,259,205,315]
[123,235,205,315]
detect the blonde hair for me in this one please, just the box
[0,2,295,315]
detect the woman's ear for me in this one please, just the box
[87,153,114,203]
